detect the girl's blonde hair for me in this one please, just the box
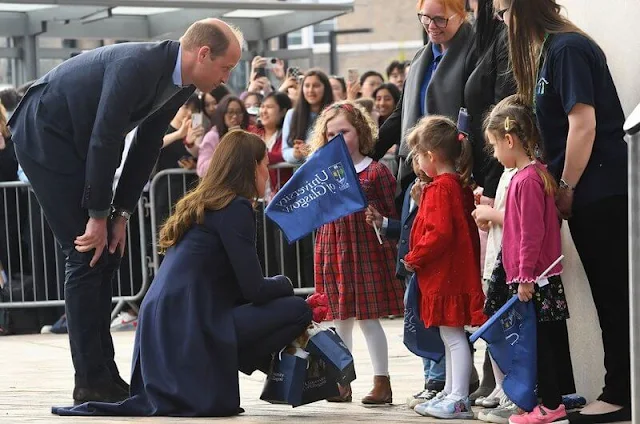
[407,115,473,187]
[309,101,378,155]
[158,130,266,253]
[483,94,556,195]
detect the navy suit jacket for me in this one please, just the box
[386,180,419,279]
[8,40,195,213]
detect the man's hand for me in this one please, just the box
[75,217,108,267]
[108,216,127,257]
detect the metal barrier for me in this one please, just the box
[623,103,640,424]
[0,162,321,318]
[148,165,315,295]
[0,181,151,319]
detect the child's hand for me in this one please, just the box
[365,206,383,229]
[517,282,535,302]
[472,204,494,231]
[401,259,414,273]
[410,180,427,204]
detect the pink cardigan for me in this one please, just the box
[502,162,562,284]
[196,127,221,178]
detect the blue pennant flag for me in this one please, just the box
[265,134,367,243]
[403,274,445,362]
[469,295,538,412]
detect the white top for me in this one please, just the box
[483,168,517,281]
[354,156,373,173]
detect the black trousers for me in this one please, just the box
[567,195,630,406]
[16,147,122,388]
[537,320,575,409]
[233,296,312,375]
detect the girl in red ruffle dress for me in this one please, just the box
[403,115,486,420]
[310,101,404,405]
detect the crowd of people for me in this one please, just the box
[0,0,632,423]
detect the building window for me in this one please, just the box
[313,19,336,45]
[287,30,303,47]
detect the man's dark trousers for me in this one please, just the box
[16,147,123,389]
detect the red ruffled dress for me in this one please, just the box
[314,159,405,320]
[404,173,486,328]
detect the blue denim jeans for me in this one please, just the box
[423,356,446,383]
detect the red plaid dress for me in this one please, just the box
[314,160,404,320]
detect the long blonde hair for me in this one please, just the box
[483,95,557,195]
[498,0,590,104]
[158,130,266,252]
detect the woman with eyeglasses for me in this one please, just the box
[496,1,630,423]
[197,95,255,178]
[372,0,481,414]
[373,0,476,209]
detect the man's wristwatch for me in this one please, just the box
[110,207,131,221]
[559,179,575,191]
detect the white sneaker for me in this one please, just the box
[110,311,138,331]
[40,325,52,334]
[407,389,439,409]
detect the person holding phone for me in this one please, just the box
[281,69,333,165]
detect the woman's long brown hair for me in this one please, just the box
[499,0,589,104]
[158,130,266,252]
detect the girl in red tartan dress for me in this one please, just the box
[403,116,486,420]
[310,101,404,405]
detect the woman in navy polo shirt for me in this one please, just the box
[497,0,630,422]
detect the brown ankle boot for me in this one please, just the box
[361,375,392,405]
[326,383,352,402]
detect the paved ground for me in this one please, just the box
[0,319,488,423]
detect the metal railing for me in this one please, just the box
[0,182,151,320]
[624,102,640,424]
[148,165,316,295]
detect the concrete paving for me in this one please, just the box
[0,319,484,423]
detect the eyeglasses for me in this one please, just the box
[225,110,243,117]
[495,8,509,21]
[417,13,457,29]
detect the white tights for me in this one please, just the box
[440,326,472,400]
[333,318,389,376]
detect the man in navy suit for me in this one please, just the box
[8,18,242,404]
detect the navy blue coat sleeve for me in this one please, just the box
[112,88,194,213]
[83,59,153,212]
[217,199,294,304]
[386,218,401,240]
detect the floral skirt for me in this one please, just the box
[483,250,570,322]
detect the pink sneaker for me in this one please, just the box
[508,404,568,424]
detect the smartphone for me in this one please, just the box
[264,57,278,70]
[297,75,305,85]
[347,68,359,84]
[191,112,203,128]
[287,66,301,79]
[255,67,267,79]
[457,107,470,135]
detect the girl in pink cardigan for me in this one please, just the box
[483,95,572,424]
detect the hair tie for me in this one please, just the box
[457,132,466,142]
